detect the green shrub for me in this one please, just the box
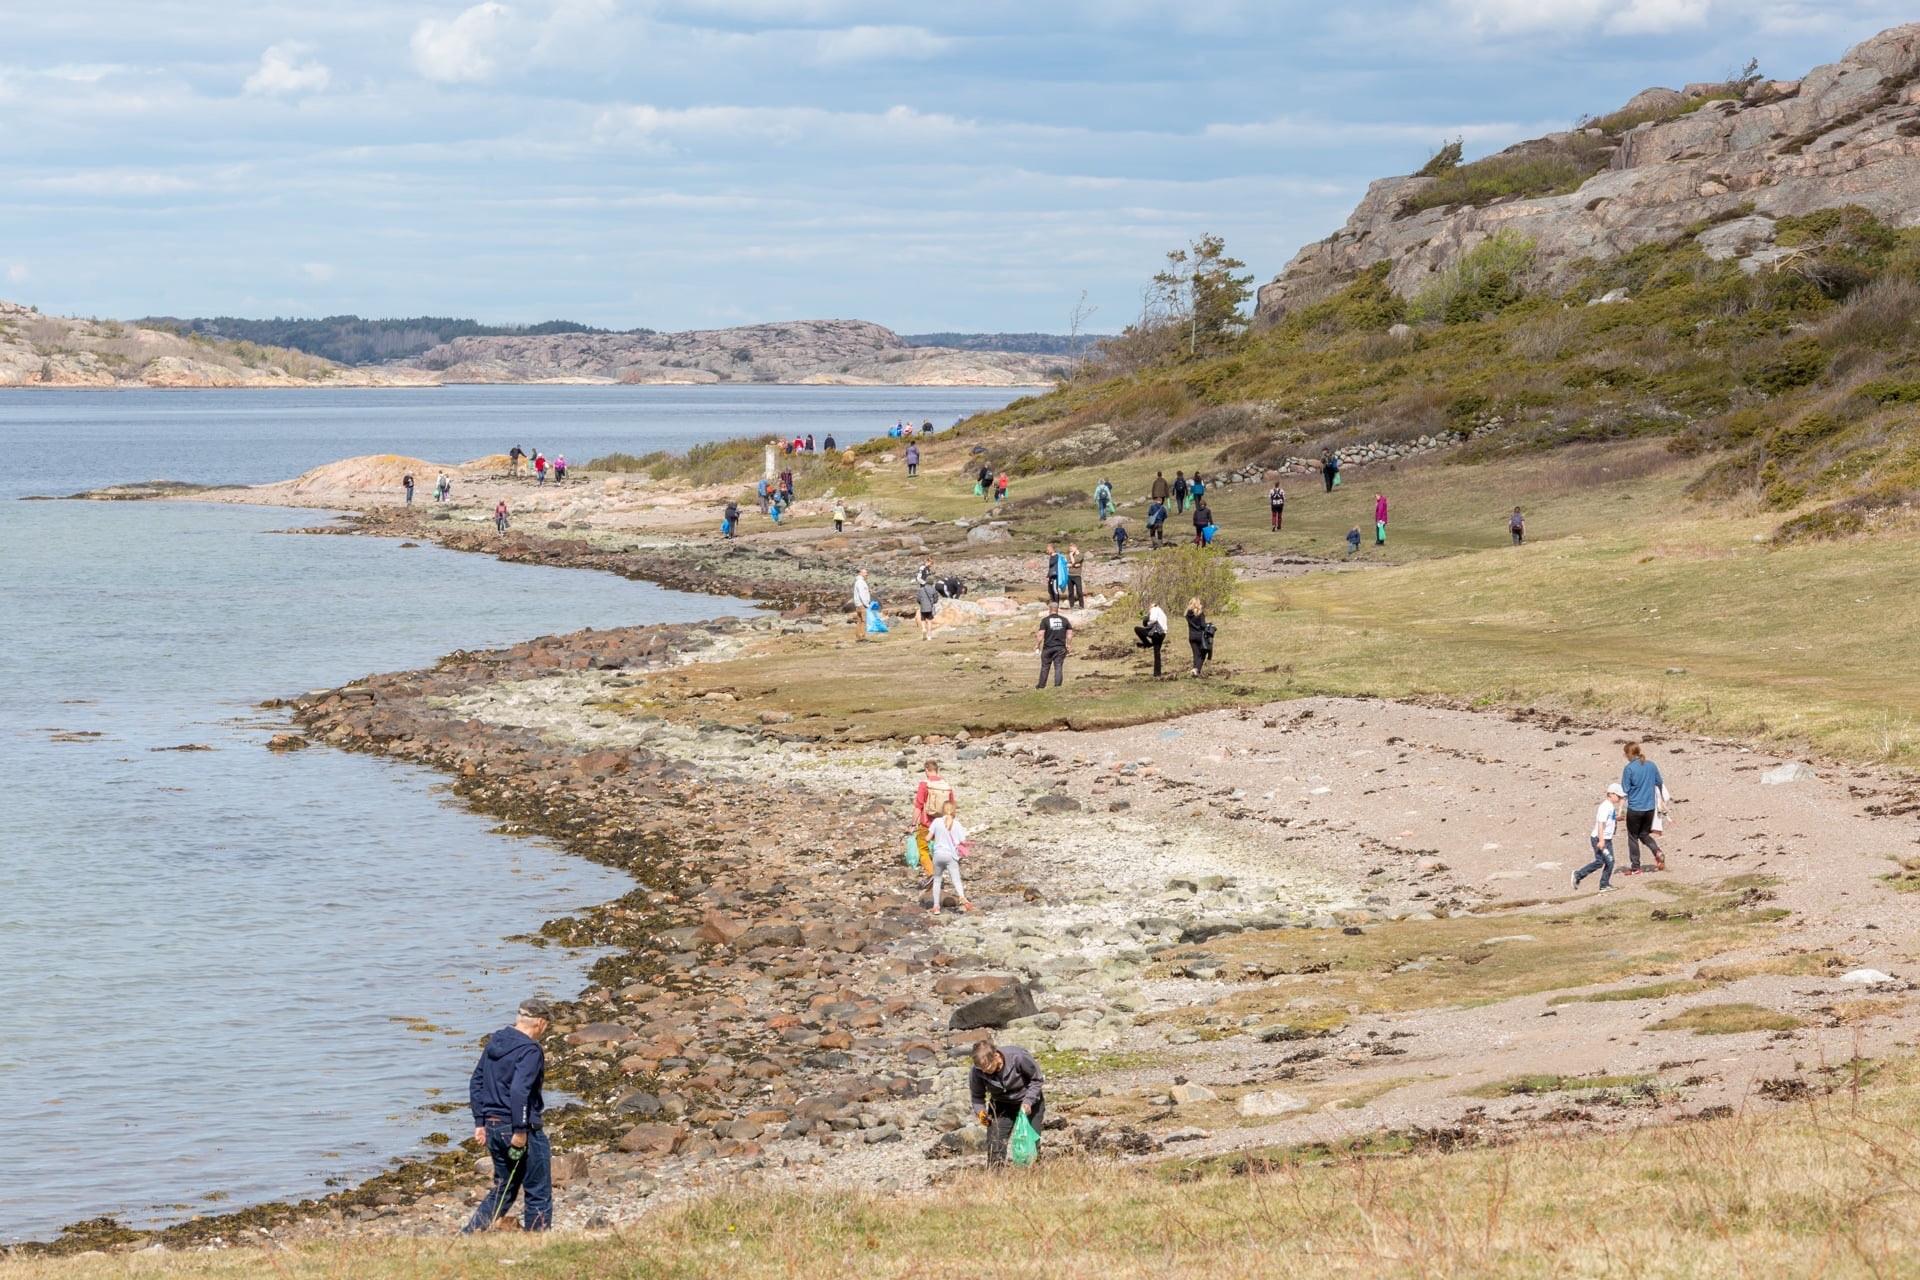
[1129,544,1239,618]
[1415,139,1463,178]
[585,451,670,473]
[1747,338,1827,395]
[1400,135,1611,216]
[1856,379,1920,405]
[1409,233,1536,325]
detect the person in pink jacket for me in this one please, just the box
[1374,493,1389,546]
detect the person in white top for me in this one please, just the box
[852,569,873,641]
[1133,602,1170,678]
[1573,783,1625,892]
[926,796,972,915]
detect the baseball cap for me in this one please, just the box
[1605,784,1626,797]
[518,998,554,1020]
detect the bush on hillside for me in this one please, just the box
[1415,139,1464,178]
[1399,134,1611,216]
[1408,233,1537,325]
[1129,544,1239,618]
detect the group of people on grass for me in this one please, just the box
[1572,742,1674,892]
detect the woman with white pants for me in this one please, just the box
[927,797,973,915]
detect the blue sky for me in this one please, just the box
[1,1,1909,332]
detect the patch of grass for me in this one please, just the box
[1399,133,1614,216]
[1035,1049,1152,1078]
[1147,880,1784,1028]
[1464,1073,1653,1098]
[1882,856,1920,892]
[1548,979,1713,1005]
[1649,1002,1805,1035]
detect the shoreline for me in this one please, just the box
[26,460,1920,1257]
[0,380,1056,394]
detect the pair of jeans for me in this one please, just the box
[1037,649,1066,687]
[463,1120,551,1233]
[985,1097,1046,1166]
[1575,839,1614,889]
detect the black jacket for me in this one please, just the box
[1187,610,1212,653]
[1192,502,1212,530]
[469,1026,545,1130]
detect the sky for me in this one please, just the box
[0,0,1911,333]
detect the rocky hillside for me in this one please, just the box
[410,319,1064,386]
[1258,24,1920,320]
[0,300,432,388]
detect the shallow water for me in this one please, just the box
[0,383,1028,1239]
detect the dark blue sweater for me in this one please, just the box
[469,1025,545,1130]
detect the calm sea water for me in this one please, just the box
[0,384,1028,1240]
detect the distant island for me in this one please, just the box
[0,302,1070,389]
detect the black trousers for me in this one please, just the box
[1037,649,1065,687]
[986,1097,1047,1166]
[1067,574,1083,607]
[1625,809,1661,868]
[1191,640,1208,675]
[1134,625,1165,675]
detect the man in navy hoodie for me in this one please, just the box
[463,998,552,1233]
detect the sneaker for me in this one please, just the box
[1596,884,1616,893]
[1570,869,1580,889]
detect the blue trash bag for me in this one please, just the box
[865,600,890,634]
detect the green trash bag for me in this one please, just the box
[973,480,985,497]
[1009,1113,1040,1166]
[904,832,921,869]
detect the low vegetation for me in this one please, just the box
[1648,1002,1806,1035]
[23,1054,1920,1278]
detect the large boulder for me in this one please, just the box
[948,981,1040,1029]
[967,522,1013,545]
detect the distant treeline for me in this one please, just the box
[137,315,651,365]
[903,332,1109,356]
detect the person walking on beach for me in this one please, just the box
[401,473,415,505]
[823,434,837,452]
[905,441,920,477]
[1190,474,1206,510]
[1374,493,1389,546]
[1094,478,1113,520]
[805,433,815,452]
[1192,497,1214,547]
[553,455,567,484]
[833,498,847,534]
[914,758,956,829]
[927,796,972,915]
[1185,597,1213,677]
[1620,743,1670,873]
[1573,785,1625,893]
[1035,602,1073,688]
[1134,600,1169,677]
[723,500,740,540]
[1171,470,1189,514]
[970,1040,1045,1167]
[1321,451,1339,493]
[509,445,525,476]
[494,499,510,534]
[1268,481,1286,531]
[534,453,547,485]
[916,575,939,640]
[435,472,451,503]
[1510,507,1526,546]
[1065,541,1085,608]
[853,569,873,641]
[1151,470,1170,507]
[1346,526,1362,558]
[1147,498,1167,548]
[464,998,553,1234]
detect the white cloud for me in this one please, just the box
[812,24,951,64]
[1202,114,1553,145]
[411,3,514,83]
[244,42,332,96]
[5,263,28,285]
[24,170,200,195]
[300,262,337,282]
[1445,0,1709,34]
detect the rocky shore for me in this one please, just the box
[32,454,1920,1260]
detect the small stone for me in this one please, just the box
[1761,762,1817,785]
[1169,1083,1217,1105]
